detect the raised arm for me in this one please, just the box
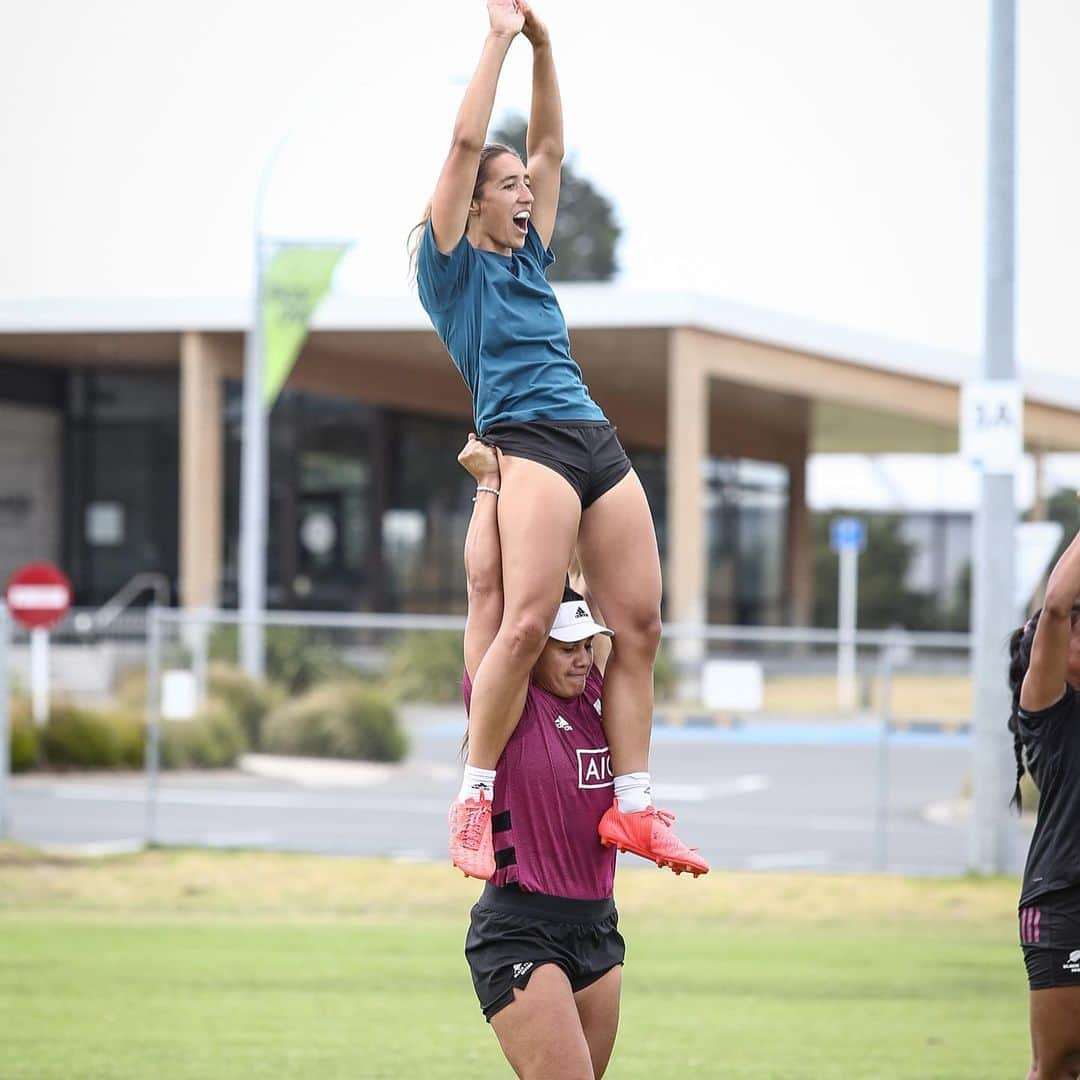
[521,3,564,250]
[461,436,504,680]
[429,3,523,255]
[1021,493,1080,711]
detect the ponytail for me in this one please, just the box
[407,201,433,282]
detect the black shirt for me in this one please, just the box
[1018,684,1080,906]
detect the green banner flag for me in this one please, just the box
[261,244,348,407]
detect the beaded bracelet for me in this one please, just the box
[473,485,500,501]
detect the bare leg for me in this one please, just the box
[574,966,622,1079]
[1030,987,1080,1078]
[465,455,580,769]
[577,469,662,776]
[490,964,595,1079]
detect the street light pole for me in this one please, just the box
[238,140,286,680]
[969,0,1018,874]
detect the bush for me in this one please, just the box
[387,631,464,704]
[9,697,38,772]
[114,667,149,712]
[385,629,673,704]
[262,681,408,762]
[209,625,346,695]
[116,662,277,749]
[40,702,143,769]
[653,643,677,700]
[160,699,247,769]
[206,663,281,748]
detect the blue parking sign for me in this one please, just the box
[830,517,866,553]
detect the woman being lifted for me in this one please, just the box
[412,0,706,880]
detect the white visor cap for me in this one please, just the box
[548,599,614,643]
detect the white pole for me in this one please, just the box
[145,605,162,846]
[238,143,284,681]
[837,545,859,710]
[30,627,49,726]
[969,0,1017,874]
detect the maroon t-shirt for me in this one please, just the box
[463,666,617,900]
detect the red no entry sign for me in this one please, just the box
[5,562,72,630]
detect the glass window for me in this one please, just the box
[704,457,789,625]
[224,385,376,610]
[382,412,474,612]
[63,370,179,606]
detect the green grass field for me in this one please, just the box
[0,845,1028,1079]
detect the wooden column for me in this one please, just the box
[666,329,708,699]
[179,332,225,610]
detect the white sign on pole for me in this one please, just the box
[830,518,866,553]
[30,628,49,726]
[703,660,764,712]
[960,380,1023,474]
[161,670,198,721]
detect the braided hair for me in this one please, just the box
[1006,610,1041,813]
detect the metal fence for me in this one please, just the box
[0,604,1029,875]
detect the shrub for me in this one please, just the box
[9,697,38,772]
[207,663,281,748]
[116,663,277,748]
[385,629,672,704]
[210,625,346,695]
[160,699,247,769]
[387,631,464,704]
[114,667,149,712]
[40,703,142,769]
[262,681,408,762]
[653,642,677,700]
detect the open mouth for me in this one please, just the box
[513,212,529,236]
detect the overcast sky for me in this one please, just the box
[4,0,1076,377]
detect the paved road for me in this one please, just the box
[7,709,1032,876]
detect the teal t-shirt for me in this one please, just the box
[417,219,606,434]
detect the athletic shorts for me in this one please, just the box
[464,882,625,1022]
[1020,883,1080,989]
[481,420,632,508]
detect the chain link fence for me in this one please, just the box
[1,604,1024,873]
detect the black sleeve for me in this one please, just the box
[1019,685,1075,728]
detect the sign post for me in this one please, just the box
[830,517,866,711]
[5,562,72,726]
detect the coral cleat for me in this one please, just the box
[598,804,710,877]
[449,791,496,880]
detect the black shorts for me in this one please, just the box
[1020,883,1080,989]
[465,882,625,1022]
[481,420,632,508]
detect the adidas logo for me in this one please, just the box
[554,715,573,732]
[512,962,533,978]
[575,606,588,618]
